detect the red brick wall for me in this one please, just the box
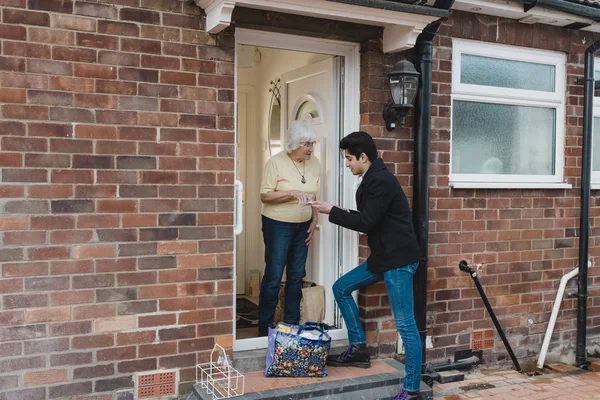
[0,0,234,398]
[360,10,600,364]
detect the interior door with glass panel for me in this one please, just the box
[281,57,342,329]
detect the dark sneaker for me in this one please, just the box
[326,344,370,368]
[393,389,421,400]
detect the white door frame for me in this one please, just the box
[233,28,360,351]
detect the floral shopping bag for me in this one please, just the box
[264,322,331,377]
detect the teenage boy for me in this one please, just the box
[311,131,423,400]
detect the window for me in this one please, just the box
[450,40,568,189]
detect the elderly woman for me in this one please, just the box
[258,119,320,336]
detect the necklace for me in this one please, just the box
[288,153,306,184]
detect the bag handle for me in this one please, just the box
[297,322,330,341]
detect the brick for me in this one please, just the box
[2,137,48,152]
[3,104,49,121]
[0,342,23,358]
[97,171,137,184]
[0,324,46,342]
[0,120,25,135]
[96,288,136,303]
[178,310,214,325]
[73,304,116,319]
[25,306,71,323]
[158,269,195,283]
[122,214,157,227]
[50,14,96,32]
[0,355,46,374]
[75,124,117,139]
[24,338,68,354]
[49,76,94,92]
[138,256,176,270]
[3,232,46,246]
[139,83,178,98]
[4,200,48,214]
[0,56,25,72]
[74,185,117,198]
[53,46,97,63]
[50,351,92,366]
[178,337,214,354]
[73,245,115,259]
[117,271,156,286]
[3,9,49,26]
[139,142,177,156]
[0,248,24,262]
[29,122,73,136]
[116,331,155,346]
[0,186,25,198]
[118,358,156,373]
[96,229,137,242]
[52,170,93,183]
[0,87,26,103]
[138,284,177,299]
[141,25,180,42]
[0,23,26,40]
[96,109,137,123]
[73,154,114,169]
[116,156,156,169]
[163,42,196,58]
[95,376,134,392]
[49,321,91,336]
[75,31,119,49]
[118,96,158,111]
[74,64,117,79]
[159,213,196,226]
[4,294,48,309]
[121,38,161,54]
[0,387,46,400]
[73,364,114,380]
[138,342,177,357]
[74,1,117,19]
[161,71,195,86]
[31,215,75,230]
[161,99,195,114]
[28,0,72,12]
[163,13,200,29]
[72,334,114,349]
[178,282,215,296]
[182,31,216,46]
[50,260,93,275]
[179,114,216,129]
[140,171,177,184]
[158,242,196,255]
[119,185,157,198]
[27,59,72,76]
[117,300,157,315]
[118,243,156,257]
[97,200,138,213]
[98,50,139,67]
[2,262,48,278]
[25,276,69,291]
[51,200,94,213]
[139,228,178,241]
[49,229,93,244]
[138,112,177,127]
[98,20,139,37]
[0,216,27,230]
[0,310,24,326]
[0,152,22,167]
[96,258,137,273]
[178,227,215,241]
[28,28,74,45]
[48,382,93,399]
[49,107,94,123]
[119,67,158,82]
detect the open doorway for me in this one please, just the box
[234,29,360,351]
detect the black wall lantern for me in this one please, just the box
[382,59,420,131]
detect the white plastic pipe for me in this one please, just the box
[537,262,591,369]
[234,180,244,236]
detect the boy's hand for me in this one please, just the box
[311,201,333,215]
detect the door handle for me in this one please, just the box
[234,180,244,236]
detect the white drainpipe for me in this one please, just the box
[537,262,591,370]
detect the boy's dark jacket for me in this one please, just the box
[329,158,421,273]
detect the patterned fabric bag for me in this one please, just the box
[264,322,331,377]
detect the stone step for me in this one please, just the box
[187,359,433,400]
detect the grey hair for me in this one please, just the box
[285,119,316,152]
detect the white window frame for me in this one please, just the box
[450,39,570,189]
[592,60,600,189]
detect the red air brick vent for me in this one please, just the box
[137,370,177,399]
[472,329,495,350]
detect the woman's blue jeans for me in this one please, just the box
[259,215,310,327]
[332,261,422,392]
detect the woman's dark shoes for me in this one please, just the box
[392,389,421,400]
[326,344,370,368]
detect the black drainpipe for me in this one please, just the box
[576,39,600,369]
[413,0,454,374]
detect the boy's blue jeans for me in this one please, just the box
[332,261,422,392]
[258,215,310,327]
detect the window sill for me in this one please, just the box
[449,182,573,189]
[591,184,600,190]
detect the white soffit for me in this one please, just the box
[453,0,595,28]
[195,0,441,53]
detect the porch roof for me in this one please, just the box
[194,0,448,53]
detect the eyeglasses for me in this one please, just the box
[300,141,316,148]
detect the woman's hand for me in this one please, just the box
[290,190,311,204]
[305,219,318,246]
[311,201,333,215]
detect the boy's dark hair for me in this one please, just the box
[339,131,378,161]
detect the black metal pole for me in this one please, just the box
[576,40,600,369]
[459,261,523,373]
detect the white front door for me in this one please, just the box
[282,58,342,329]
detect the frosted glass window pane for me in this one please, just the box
[452,101,555,175]
[461,54,555,92]
[594,118,600,172]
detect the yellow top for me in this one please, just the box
[260,151,320,223]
